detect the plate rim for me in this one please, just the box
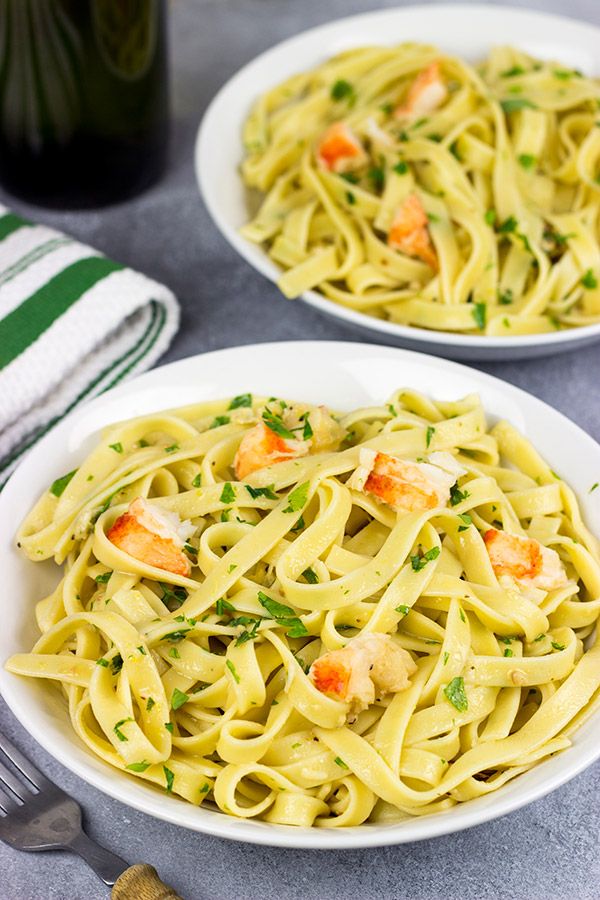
[2,338,600,848]
[195,2,600,353]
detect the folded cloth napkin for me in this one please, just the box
[0,205,180,485]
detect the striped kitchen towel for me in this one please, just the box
[0,206,180,485]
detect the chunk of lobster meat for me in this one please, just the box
[106,497,195,577]
[309,633,417,714]
[234,404,344,479]
[394,61,448,120]
[316,122,368,174]
[347,448,456,512]
[388,193,438,270]
[483,528,569,591]
[234,422,309,480]
[303,405,346,453]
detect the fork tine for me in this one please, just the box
[0,754,31,802]
[0,732,52,791]
[0,783,19,814]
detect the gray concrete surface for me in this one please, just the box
[1,1,600,897]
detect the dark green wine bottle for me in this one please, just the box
[0,0,169,208]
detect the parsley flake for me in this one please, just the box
[220,482,236,504]
[443,676,468,712]
[229,393,252,409]
[171,688,189,710]
[284,481,309,513]
[226,659,240,683]
[410,546,440,572]
[49,469,77,497]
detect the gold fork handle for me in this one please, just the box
[111,864,183,899]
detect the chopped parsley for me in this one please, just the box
[410,546,440,572]
[472,302,486,330]
[164,722,174,733]
[262,407,296,439]
[146,697,155,711]
[200,783,210,794]
[209,415,230,429]
[395,604,409,616]
[220,482,236,505]
[165,443,179,454]
[111,654,123,675]
[334,757,349,769]
[504,648,513,657]
[551,641,566,651]
[457,513,472,532]
[126,760,151,772]
[291,515,305,533]
[284,481,309,513]
[228,564,237,574]
[95,572,111,584]
[246,484,278,500]
[109,442,123,453]
[426,425,435,448]
[162,628,191,643]
[302,567,319,584]
[216,597,236,616]
[534,633,545,642]
[96,658,109,667]
[346,191,356,205]
[485,209,497,226]
[163,766,174,793]
[443,651,450,665]
[590,483,599,493]
[235,616,262,645]
[368,167,385,191]
[49,469,77,497]
[171,688,189,710]
[226,659,240,683]
[581,269,598,289]
[393,160,408,175]
[302,414,313,441]
[228,393,252,409]
[443,676,468,712]
[450,483,470,506]
[517,153,536,170]
[501,65,526,78]
[341,172,359,184]
[501,98,538,113]
[331,79,355,102]
[499,288,513,305]
[113,718,133,742]
[498,216,518,234]
[258,591,308,637]
[459,608,466,623]
[159,583,188,611]
[192,473,202,488]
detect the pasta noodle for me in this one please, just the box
[7,389,600,826]
[240,44,600,335]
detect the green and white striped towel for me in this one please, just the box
[0,206,180,485]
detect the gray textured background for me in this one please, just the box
[2,1,600,897]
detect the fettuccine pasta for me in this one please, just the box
[240,44,600,335]
[7,389,600,826]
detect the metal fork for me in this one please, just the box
[0,731,182,898]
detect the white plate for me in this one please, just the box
[195,3,600,362]
[1,341,600,848]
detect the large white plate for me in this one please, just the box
[1,341,600,848]
[195,4,600,362]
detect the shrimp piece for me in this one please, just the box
[388,193,438,270]
[394,61,448,120]
[234,405,344,479]
[347,448,457,513]
[483,528,569,591]
[107,497,195,577]
[310,633,416,715]
[316,122,368,174]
